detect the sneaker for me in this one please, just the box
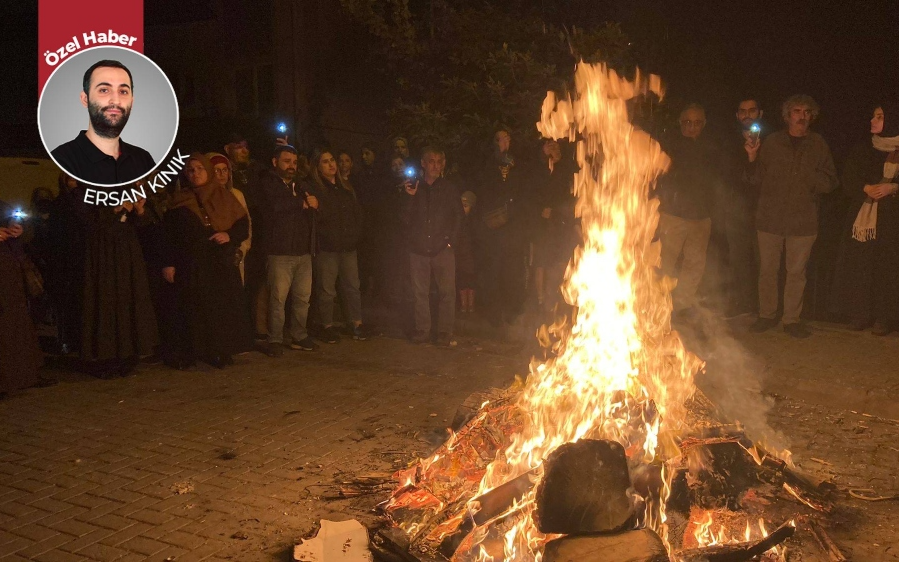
[783,323,811,339]
[290,337,319,351]
[436,333,457,347]
[871,321,893,336]
[749,317,778,333]
[411,331,430,344]
[352,324,370,341]
[320,326,340,344]
[254,332,268,342]
[264,342,284,357]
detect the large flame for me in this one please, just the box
[468,62,705,560]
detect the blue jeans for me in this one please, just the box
[314,251,362,326]
[267,255,312,344]
[410,247,455,336]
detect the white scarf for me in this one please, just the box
[851,135,899,242]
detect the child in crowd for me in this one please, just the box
[457,191,477,313]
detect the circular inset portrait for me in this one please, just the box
[38,46,179,188]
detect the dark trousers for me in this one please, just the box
[725,195,757,310]
[409,247,455,336]
[479,237,527,323]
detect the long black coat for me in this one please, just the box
[162,208,251,359]
[0,202,42,392]
[47,192,158,361]
[829,142,899,323]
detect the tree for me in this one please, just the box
[339,0,631,172]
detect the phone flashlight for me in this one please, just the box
[276,122,288,134]
[749,123,761,140]
[11,209,27,222]
[404,167,417,178]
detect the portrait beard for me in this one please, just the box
[87,98,131,139]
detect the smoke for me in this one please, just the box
[674,307,789,453]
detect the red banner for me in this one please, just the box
[38,0,144,97]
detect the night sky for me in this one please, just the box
[2,0,895,159]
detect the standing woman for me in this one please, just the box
[207,152,252,285]
[830,103,899,334]
[0,200,43,394]
[162,154,252,368]
[309,149,368,342]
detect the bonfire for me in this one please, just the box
[374,61,834,562]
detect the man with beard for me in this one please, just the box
[259,146,320,356]
[51,60,155,185]
[746,94,838,338]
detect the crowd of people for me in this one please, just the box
[1,91,897,396]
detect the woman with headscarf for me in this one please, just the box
[0,200,43,395]
[206,152,252,285]
[308,149,368,342]
[830,102,899,335]
[162,153,252,368]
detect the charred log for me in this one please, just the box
[676,520,795,562]
[542,529,669,562]
[535,440,635,534]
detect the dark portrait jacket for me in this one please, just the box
[51,131,155,185]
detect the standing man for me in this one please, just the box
[402,146,463,345]
[476,129,532,325]
[746,95,838,338]
[224,134,268,339]
[724,97,765,317]
[259,146,320,356]
[657,103,723,320]
[51,60,155,185]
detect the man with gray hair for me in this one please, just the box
[745,94,837,338]
[657,103,723,321]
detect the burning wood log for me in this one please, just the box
[676,520,795,562]
[542,529,669,562]
[808,519,847,562]
[535,439,635,534]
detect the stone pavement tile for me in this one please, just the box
[12,532,75,559]
[115,535,169,557]
[106,496,161,518]
[143,545,187,562]
[32,550,90,562]
[159,529,207,551]
[4,507,53,529]
[6,479,55,495]
[72,542,130,561]
[49,483,101,502]
[27,497,78,515]
[0,537,34,557]
[138,515,192,540]
[84,514,136,533]
[0,554,34,562]
[163,542,223,562]
[8,523,60,543]
[124,508,174,526]
[64,493,113,511]
[70,501,126,523]
[37,505,89,527]
[45,518,102,538]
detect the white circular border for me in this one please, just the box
[37,45,180,189]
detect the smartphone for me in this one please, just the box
[276,122,288,135]
[10,209,28,223]
[748,123,761,144]
[404,166,417,179]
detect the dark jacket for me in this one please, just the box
[747,130,838,236]
[258,170,315,256]
[475,160,534,244]
[312,179,363,253]
[657,133,724,220]
[401,177,463,257]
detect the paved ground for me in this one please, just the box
[0,313,896,562]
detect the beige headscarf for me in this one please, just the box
[169,153,247,232]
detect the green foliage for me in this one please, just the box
[339,0,631,167]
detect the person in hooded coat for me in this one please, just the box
[161,153,251,368]
[829,101,899,335]
[206,152,252,285]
